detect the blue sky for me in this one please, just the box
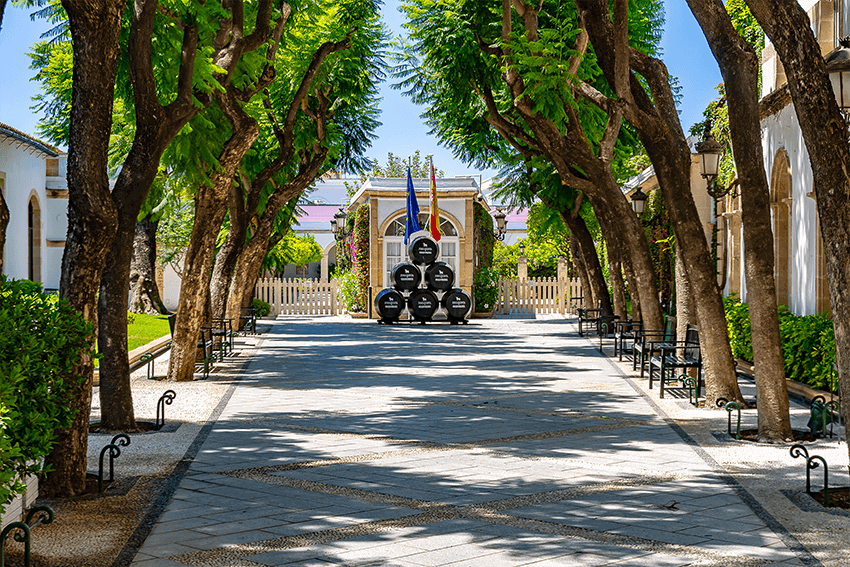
[0,0,721,178]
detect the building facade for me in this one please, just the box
[0,122,67,291]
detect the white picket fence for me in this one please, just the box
[254,276,581,318]
[496,277,582,315]
[254,278,339,316]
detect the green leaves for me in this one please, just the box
[0,277,95,514]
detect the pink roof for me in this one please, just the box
[297,205,340,222]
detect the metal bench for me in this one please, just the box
[632,316,677,377]
[648,327,702,398]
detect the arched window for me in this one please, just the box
[28,196,42,283]
[383,213,459,288]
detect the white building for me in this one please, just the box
[0,122,67,291]
[737,0,839,316]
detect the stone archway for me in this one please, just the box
[770,149,792,308]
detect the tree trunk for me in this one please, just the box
[0,190,8,273]
[561,211,609,313]
[688,0,791,440]
[674,245,694,342]
[608,242,626,319]
[42,0,124,497]
[744,0,850,445]
[210,182,249,320]
[621,250,641,322]
[575,0,744,406]
[130,217,168,314]
[168,92,261,382]
[224,163,327,325]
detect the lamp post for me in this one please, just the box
[826,37,850,119]
[330,208,348,240]
[630,187,648,215]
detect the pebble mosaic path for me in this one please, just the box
[130,317,814,567]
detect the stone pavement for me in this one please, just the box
[129,316,824,567]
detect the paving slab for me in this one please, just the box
[128,316,843,567]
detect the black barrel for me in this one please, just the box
[408,234,439,265]
[424,262,454,292]
[374,288,405,322]
[408,289,439,321]
[442,288,472,321]
[392,263,421,291]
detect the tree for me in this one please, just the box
[220,2,384,329]
[0,193,8,273]
[398,0,664,327]
[170,0,384,381]
[687,0,791,440]
[742,0,850,454]
[41,0,124,497]
[575,0,745,405]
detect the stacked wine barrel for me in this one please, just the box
[375,233,472,325]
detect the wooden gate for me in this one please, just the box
[254,278,338,316]
[496,277,582,315]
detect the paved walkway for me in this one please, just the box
[129,316,834,567]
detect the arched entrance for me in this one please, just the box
[770,150,792,307]
[28,194,42,283]
[382,213,459,288]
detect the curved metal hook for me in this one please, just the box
[716,397,729,408]
[808,456,830,506]
[724,401,742,439]
[99,443,122,492]
[1,521,32,566]
[161,390,176,405]
[24,504,55,528]
[790,444,809,460]
[111,433,131,447]
[811,395,826,406]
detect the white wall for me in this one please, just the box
[760,104,820,315]
[0,139,48,285]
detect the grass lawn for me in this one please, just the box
[96,313,172,366]
[127,312,172,352]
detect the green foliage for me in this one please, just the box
[334,270,366,313]
[157,196,195,277]
[473,267,499,312]
[723,295,837,392]
[637,189,674,310]
[0,278,94,514]
[261,233,324,275]
[350,203,370,311]
[252,298,272,318]
[723,294,753,361]
[493,242,520,278]
[473,200,496,274]
[523,202,570,277]
[778,311,836,392]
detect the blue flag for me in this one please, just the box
[404,167,421,244]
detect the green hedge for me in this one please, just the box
[723,295,836,392]
[0,278,94,514]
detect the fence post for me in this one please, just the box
[559,278,565,315]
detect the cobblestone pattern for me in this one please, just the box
[130,317,823,567]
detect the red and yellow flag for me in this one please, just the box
[428,159,441,241]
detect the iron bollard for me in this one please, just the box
[724,401,742,439]
[0,505,54,567]
[156,390,177,430]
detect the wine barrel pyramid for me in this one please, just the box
[375,233,471,325]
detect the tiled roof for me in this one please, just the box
[0,122,61,157]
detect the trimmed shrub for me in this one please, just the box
[723,294,836,392]
[0,277,94,514]
[252,298,272,318]
[473,267,499,313]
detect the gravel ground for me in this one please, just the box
[2,328,267,567]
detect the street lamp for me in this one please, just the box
[487,208,508,241]
[826,37,850,116]
[695,125,724,182]
[330,208,348,239]
[630,187,648,215]
[519,242,525,256]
